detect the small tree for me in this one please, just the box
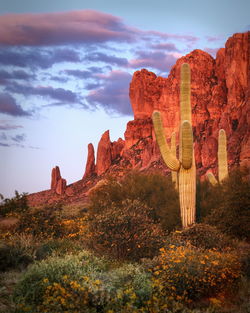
[86,199,167,261]
[89,171,181,232]
[205,167,250,240]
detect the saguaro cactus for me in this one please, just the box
[206,129,228,185]
[152,63,196,228]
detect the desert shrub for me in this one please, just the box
[0,233,38,271]
[196,180,223,221]
[16,205,65,239]
[14,251,152,313]
[0,244,33,272]
[89,171,181,232]
[35,239,82,260]
[205,167,250,240]
[86,199,167,261]
[0,191,29,217]
[168,224,236,251]
[151,245,241,303]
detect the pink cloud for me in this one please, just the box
[86,70,132,115]
[0,10,199,47]
[129,51,181,72]
[0,10,133,46]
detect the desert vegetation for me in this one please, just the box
[0,168,249,313]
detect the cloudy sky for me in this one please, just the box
[0,0,249,198]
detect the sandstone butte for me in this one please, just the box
[28,31,250,207]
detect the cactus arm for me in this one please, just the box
[180,63,191,123]
[181,120,193,169]
[170,132,178,188]
[218,129,228,183]
[206,172,218,186]
[152,111,180,171]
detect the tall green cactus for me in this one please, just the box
[152,63,196,228]
[206,129,228,185]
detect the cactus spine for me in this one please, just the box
[152,63,196,228]
[206,129,228,185]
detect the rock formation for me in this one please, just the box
[56,178,67,195]
[88,32,249,179]
[96,130,112,176]
[51,166,67,195]
[83,143,96,179]
[29,31,249,206]
[51,166,61,190]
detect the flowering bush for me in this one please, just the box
[86,199,167,261]
[168,223,236,251]
[14,251,152,313]
[151,245,241,302]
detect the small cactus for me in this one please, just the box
[152,63,196,228]
[206,129,229,185]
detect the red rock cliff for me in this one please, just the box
[83,32,249,180]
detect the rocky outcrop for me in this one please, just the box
[96,130,112,176]
[82,31,249,181]
[83,143,96,179]
[111,138,125,160]
[125,32,249,175]
[30,31,248,206]
[56,178,67,195]
[51,166,61,190]
[51,166,67,195]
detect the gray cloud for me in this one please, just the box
[0,93,31,117]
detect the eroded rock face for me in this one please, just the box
[51,166,67,195]
[96,130,112,176]
[83,143,96,179]
[30,32,249,207]
[126,32,249,176]
[56,178,67,195]
[51,166,61,190]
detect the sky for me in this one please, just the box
[0,0,249,198]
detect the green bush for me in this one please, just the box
[196,180,223,221]
[205,167,250,240]
[86,199,167,261]
[0,233,38,271]
[0,191,29,217]
[89,171,181,232]
[0,244,33,272]
[168,223,236,251]
[14,251,152,313]
[35,239,82,260]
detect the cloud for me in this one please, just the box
[6,82,80,104]
[0,121,23,130]
[0,10,134,46]
[85,82,101,90]
[85,52,128,66]
[0,69,35,81]
[0,142,10,147]
[0,47,81,69]
[11,133,26,143]
[151,43,180,52]
[129,51,180,72]
[86,70,132,116]
[205,35,223,42]
[0,132,7,140]
[0,10,199,49]
[0,93,31,117]
[65,69,95,79]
